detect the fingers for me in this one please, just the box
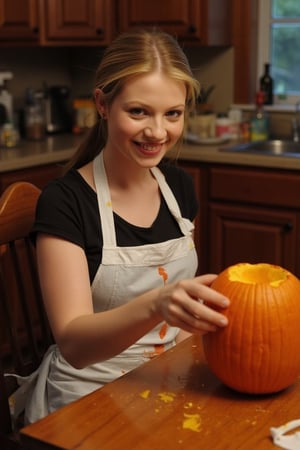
[194,273,218,286]
[161,277,230,335]
[179,277,230,309]
[182,298,228,330]
[172,308,221,334]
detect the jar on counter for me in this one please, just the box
[25,103,46,140]
[228,108,242,140]
[215,116,233,139]
[0,122,19,148]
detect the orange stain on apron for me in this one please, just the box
[158,266,168,283]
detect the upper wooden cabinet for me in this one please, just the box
[39,0,114,46]
[0,0,231,47]
[0,0,113,46]
[117,0,231,46]
[0,0,39,43]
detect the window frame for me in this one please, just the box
[257,0,300,105]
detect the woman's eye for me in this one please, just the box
[166,110,183,119]
[129,107,146,117]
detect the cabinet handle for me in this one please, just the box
[283,222,293,232]
[188,25,197,33]
[96,28,103,35]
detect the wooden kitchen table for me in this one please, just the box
[20,335,300,450]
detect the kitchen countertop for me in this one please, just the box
[1,133,300,173]
[0,134,82,173]
[178,140,300,170]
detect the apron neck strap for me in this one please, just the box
[93,154,192,246]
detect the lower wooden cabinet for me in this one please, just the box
[178,161,300,278]
[0,162,65,193]
[208,164,300,277]
[209,202,298,274]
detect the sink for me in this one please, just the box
[220,140,300,157]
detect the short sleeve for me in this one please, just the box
[30,170,100,251]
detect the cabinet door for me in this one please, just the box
[117,0,230,45]
[0,163,65,193]
[39,0,113,46]
[209,202,298,275]
[0,0,39,43]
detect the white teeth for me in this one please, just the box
[140,143,161,151]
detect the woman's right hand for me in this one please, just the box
[156,274,230,335]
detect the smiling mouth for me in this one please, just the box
[135,142,165,152]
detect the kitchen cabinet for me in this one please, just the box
[208,165,300,276]
[117,0,231,45]
[0,0,113,46]
[0,0,230,47]
[209,202,297,273]
[38,0,114,46]
[0,0,39,43]
[177,160,300,278]
[0,161,65,193]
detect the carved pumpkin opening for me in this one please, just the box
[202,262,300,395]
[228,263,288,287]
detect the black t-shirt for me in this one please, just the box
[32,161,198,283]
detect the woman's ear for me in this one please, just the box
[94,88,107,119]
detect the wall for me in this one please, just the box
[185,46,234,115]
[0,45,234,123]
[0,47,73,111]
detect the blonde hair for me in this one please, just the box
[66,29,200,170]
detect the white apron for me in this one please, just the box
[11,152,198,424]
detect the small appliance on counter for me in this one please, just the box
[44,85,73,134]
[0,71,13,125]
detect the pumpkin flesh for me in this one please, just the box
[202,263,300,394]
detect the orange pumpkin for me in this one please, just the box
[202,262,300,394]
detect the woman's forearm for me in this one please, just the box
[57,287,163,368]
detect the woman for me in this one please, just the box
[20,29,229,423]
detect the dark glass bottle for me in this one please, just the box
[260,63,273,105]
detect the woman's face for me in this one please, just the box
[95,71,186,168]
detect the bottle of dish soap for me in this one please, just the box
[250,91,269,142]
[0,72,13,123]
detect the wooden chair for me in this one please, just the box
[0,182,53,449]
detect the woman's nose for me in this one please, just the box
[144,119,167,140]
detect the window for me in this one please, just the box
[258,0,300,104]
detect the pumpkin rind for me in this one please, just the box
[202,263,300,394]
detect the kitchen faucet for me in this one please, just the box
[291,101,300,142]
